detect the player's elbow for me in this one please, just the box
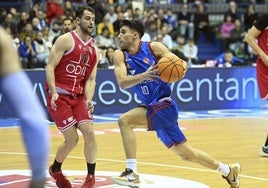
[117,79,129,89]
[118,82,129,90]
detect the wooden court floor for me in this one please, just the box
[0,116,268,187]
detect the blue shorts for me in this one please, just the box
[145,99,187,148]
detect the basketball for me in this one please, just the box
[157,54,186,83]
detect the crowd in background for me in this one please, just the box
[0,0,266,69]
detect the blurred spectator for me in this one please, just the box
[36,9,48,29]
[113,12,124,36]
[97,15,114,37]
[193,3,214,43]
[141,10,149,25]
[144,12,156,27]
[46,0,64,25]
[157,8,168,26]
[133,7,142,21]
[19,22,35,42]
[87,0,107,25]
[172,34,187,61]
[115,4,123,14]
[2,13,18,37]
[34,31,50,66]
[229,19,246,55]
[164,8,176,32]
[244,3,258,31]
[64,0,76,19]
[32,17,42,33]
[219,14,235,51]
[105,5,118,24]
[147,6,157,18]
[161,24,173,50]
[52,17,74,45]
[182,38,199,65]
[17,11,29,34]
[214,50,244,67]
[0,8,7,24]
[177,3,194,40]
[29,3,40,20]
[18,35,38,69]
[224,1,242,22]
[3,25,20,47]
[144,20,157,41]
[95,26,115,48]
[49,21,61,44]
[123,7,133,20]
[9,7,20,23]
[98,46,115,69]
[56,14,67,28]
[41,26,52,49]
[154,32,164,43]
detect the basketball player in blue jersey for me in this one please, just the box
[111,20,241,188]
[0,27,49,188]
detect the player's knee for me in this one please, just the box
[83,130,96,144]
[118,115,128,127]
[177,149,197,162]
[65,135,79,149]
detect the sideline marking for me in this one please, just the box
[0,152,268,182]
[0,170,209,188]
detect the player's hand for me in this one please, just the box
[143,63,159,81]
[51,93,59,111]
[181,60,188,79]
[85,100,94,113]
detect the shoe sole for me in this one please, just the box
[260,148,268,157]
[233,163,241,188]
[261,150,268,157]
[111,177,140,187]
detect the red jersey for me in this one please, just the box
[257,29,268,57]
[253,14,268,99]
[46,31,97,95]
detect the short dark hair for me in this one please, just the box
[76,6,95,19]
[63,17,73,23]
[119,20,144,38]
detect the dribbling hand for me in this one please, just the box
[143,63,159,81]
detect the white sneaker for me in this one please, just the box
[222,163,241,188]
[111,168,140,187]
[261,145,268,157]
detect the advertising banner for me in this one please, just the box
[0,67,262,117]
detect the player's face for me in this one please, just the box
[118,26,135,50]
[78,10,95,35]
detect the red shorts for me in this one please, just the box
[256,58,268,100]
[47,94,93,132]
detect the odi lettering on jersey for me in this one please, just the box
[54,31,97,95]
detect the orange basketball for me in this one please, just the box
[157,54,186,83]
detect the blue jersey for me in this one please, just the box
[123,42,171,104]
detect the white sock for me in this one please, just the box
[126,159,137,173]
[216,162,230,177]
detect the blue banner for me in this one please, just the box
[0,67,262,117]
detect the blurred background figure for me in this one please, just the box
[0,26,49,188]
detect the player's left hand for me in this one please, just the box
[85,100,94,113]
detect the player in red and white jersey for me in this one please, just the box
[246,13,268,157]
[45,6,98,188]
